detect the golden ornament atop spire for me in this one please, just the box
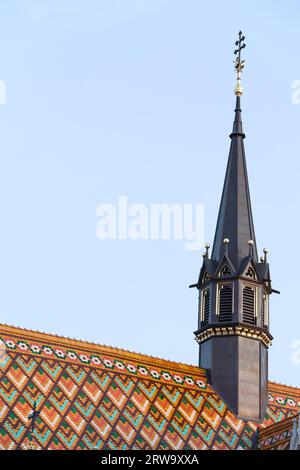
[234,31,246,96]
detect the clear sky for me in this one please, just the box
[0,0,299,387]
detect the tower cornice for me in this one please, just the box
[194,323,273,349]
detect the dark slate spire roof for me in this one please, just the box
[211,95,258,268]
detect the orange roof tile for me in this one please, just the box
[256,415,295,450]
[0,323,299,450]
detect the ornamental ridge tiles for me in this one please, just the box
[0,323,207,390]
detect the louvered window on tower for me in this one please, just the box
[263,293,269,328]
[218,284,233,322]
[243,286,256,325]
[201,289,210,326]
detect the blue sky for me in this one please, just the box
[0,0,299,387]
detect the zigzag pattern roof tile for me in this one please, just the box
[0,322,299,450]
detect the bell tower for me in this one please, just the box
[192,32,278,422]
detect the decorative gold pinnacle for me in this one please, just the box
[234,31,246,96]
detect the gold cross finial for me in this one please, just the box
[234,31,246,96]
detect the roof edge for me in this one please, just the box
[0,322,205,376]
[268,380,300,397]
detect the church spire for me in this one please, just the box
[192,32,277,423]
[211,32,258,268]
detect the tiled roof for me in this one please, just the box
[256,415,294,450]
[0,323,299,450]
